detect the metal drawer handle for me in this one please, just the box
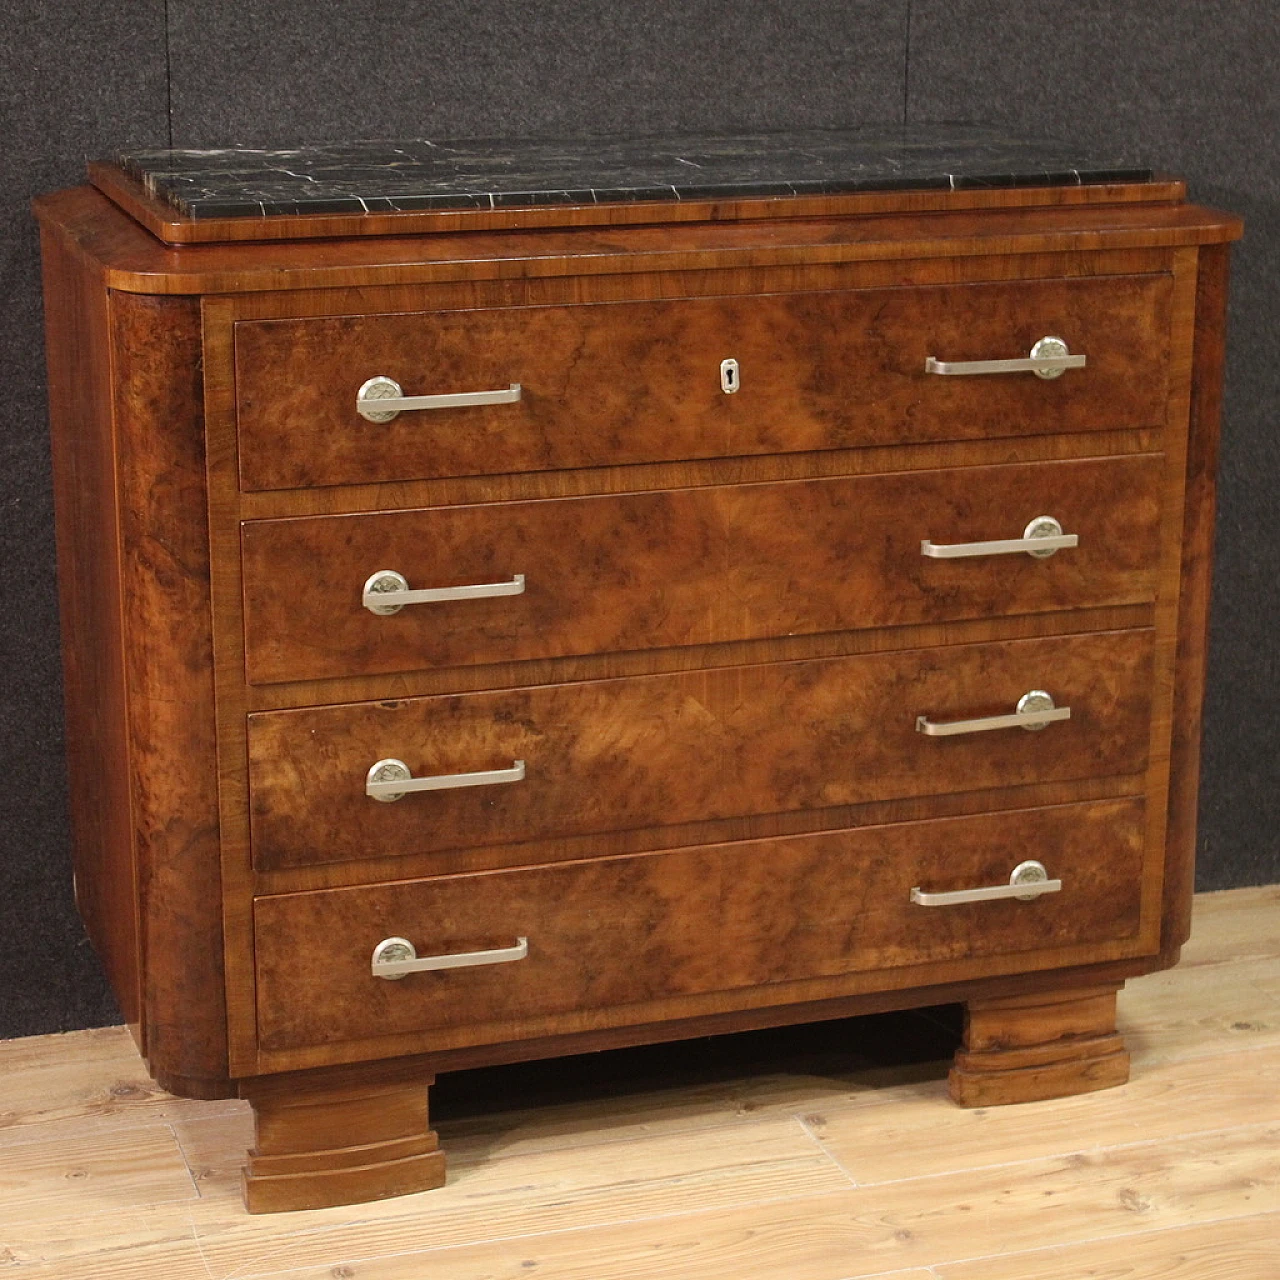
[366,757,526,802]
[916,690,1070,737]
[357,375,523,422]
[925,336,1086,380]
[922,515,1078,560]
[911,860,1062,907]
[372,935,530,979]
[363,569,526,615]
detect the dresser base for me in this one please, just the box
[236,980,1130,1210]
[240,1062,446,1214]
[949,983,1130,1107]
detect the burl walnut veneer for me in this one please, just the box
[35,130,1240,1213]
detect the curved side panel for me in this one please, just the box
[112,289,230,1094]
[1162,243,1232,961]
[40,230,142,1035]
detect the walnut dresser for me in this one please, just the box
[34,128,1242,1213]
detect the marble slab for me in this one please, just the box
[115,125,1153,219]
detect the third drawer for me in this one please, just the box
[247,628,1155,869]
[241,454,1164,684]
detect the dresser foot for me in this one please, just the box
[949,983,1130,1107]
[151,1067,237,1101]
[239,1061,446,1213]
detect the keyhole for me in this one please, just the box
[720,358,740,394]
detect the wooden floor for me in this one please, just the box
[2,886,1279,1279]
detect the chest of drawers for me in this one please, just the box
[36,129,1241,1213]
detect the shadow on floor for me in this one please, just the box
[430,1005,963,1121]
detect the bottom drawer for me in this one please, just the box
[254,797,1147,1052]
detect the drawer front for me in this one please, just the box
[253,797,1147,1051]
[242,454,1163,684]
[234,274,1171,490]
[248,629,1154,869]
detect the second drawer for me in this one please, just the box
[247,629,1154,869]
[241,454,1163,684]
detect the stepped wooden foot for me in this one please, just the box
[949,983,1130,1107]
[240,1060,446,1213]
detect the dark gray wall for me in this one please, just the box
[1,2,1274,1040]
[1,3,168,1035]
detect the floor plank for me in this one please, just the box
[0,1121,197,1239]
[0,1025,236,1143]
[1177,885,1280,967]
[936,1211,1280,1278]
[227,1122,1280,1280]
[0,1206,219,1278]
[187,1114,855,1278]
[1119,956,1280,1066]
[3,1112,853,1276]
[806,1040,1280,1183]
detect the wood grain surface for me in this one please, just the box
[1161,243,1233,960]
[234,274,1171,489]
[247,628,1154,869]
[31,184,1242,296]
[949,984,1131,1105]
[111,291,231,1095]
[242,453,1164,683]
[253,797,1145,1052]
[239,1060,445,1213]
[38,229,143,1034]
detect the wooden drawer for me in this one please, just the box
[234,274,1172,490]
[247,629,1154,869]
[242,454,1163,684]
[253,796,1147,1051]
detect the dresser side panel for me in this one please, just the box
[110,290,231,1093]
[39,229,142,1038]
[1163,242,1232,958]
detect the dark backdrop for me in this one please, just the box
[2,1,1276,1039]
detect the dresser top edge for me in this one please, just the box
[32,183,1243,297]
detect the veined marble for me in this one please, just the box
[116,125,1153,220]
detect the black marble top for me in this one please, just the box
[116,126,1153,221]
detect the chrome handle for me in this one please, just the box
[357,375,522,422]
[363,569,525,615]
[916,690,1069,737]
[372,934,530,979]
[922,516,1078,560]
[925,336,1086,380]
[366,757,525,802]
[911,860,1061,907]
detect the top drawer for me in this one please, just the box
[233,274,1173,491]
